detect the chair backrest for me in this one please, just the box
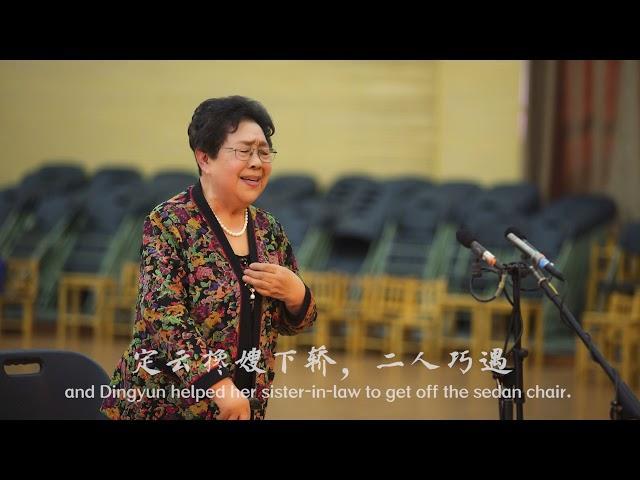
[302,271,351,316]
[0,258,39,300]
[607,292,635,314]
[416,278,446,316]
[633,290,640,317]
[0,350,111,420]
[120,261,140,298]
[359,275,419,320]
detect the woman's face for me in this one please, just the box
[201,119,273,209]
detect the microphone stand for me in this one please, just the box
[492,262,530,420]
[469,260,530,419]
[528,265,640,420]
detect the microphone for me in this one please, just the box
[456,228,504,270]
[504,226,565,281]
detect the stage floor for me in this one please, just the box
[0,332,631,420]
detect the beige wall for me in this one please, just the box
[437,60,524,185]
[0,60,523,189]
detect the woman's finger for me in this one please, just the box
[249,262,278,273]
[242,276,271,290]
[243,269,272,280]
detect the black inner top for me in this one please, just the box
[237,254,255,311]
[191,181,262,392]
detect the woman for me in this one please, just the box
[101,96,317,420]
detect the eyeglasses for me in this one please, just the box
[222,147,277,163]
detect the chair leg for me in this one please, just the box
[633,329,640,390]
[104,304,115,341]
[313,317,328,352]
[347,319,361,356]
[523,305,544,369]
[22,300,33,347]
[472,307,491,358]
[575,337,587,381]
[430,321,444,363]
[70,288,81,339]
[534,308,545,369]
[389,322,403,358]
[57,283,67,345]
[95,287,106,340]
[621,327,632,384]
[0,299,4,337]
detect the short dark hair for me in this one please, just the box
[187,96,275,175]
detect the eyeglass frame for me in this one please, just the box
[221,146,277,163]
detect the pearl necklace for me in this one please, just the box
[213,209,248,237]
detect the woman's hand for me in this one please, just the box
[212,377,250,420]
[242,262,306,315]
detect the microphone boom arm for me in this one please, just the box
[529,264,640,419]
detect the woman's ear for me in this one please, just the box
[195,149,210,172]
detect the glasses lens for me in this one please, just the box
[255,150,274,163]
[232,148,276,162]
[235,149,251,161]
[262,150,276,163]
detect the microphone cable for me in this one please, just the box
[468,262,506,303]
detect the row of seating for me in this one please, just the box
[577,223,640,389]
[50,267,547,366]
[285,273,545,367]
[2,236,638,386]
[0,163,631,359]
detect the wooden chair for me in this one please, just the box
[577,291,640,388]
[586,227,640,312]
[585,238,618,311]
[439,294,544,367]
[104,261,139,338]
[57,273,115,341]
[0,258,39,344]
[290,271,352,353]
[439,293,492,359]
[388,278,446,359]
[352,275,419,356]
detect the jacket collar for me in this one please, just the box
[190,180,260,281]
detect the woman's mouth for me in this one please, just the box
[240,176,261,188]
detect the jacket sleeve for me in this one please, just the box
[273,220,317,336]
[130,211,231,391]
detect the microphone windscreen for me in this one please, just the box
[505,226,526,239]
[456,228,475,248]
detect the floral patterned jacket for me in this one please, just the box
[100,182,317,420]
